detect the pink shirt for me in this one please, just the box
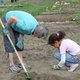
[60,39,80,55]
[58,39,80,67]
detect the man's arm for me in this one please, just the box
[7,16,18,26]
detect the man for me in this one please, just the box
[1,10,49,72]
[11,0,17,3]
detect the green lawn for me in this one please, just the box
[0,2,54,17]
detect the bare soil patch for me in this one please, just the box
[0,1,80,80]
[0,22,80,80]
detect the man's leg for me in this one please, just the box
[1,15,22,72]
[14,32,31,69]
[1,15,15,66]
[11,0,13,2]
[8,53,14,66]
[13,30,25,67]
[17,51,23,63]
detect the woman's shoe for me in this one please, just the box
[68,64,79,72]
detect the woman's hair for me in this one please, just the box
[48,31,66,45]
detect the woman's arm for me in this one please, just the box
[58,53,66,67]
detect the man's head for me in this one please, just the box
[33,25,49,39]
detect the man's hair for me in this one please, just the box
[35,25,49,39]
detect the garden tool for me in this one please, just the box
[0,19,31,80]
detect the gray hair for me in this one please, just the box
[35,25,49,39]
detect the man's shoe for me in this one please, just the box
[9,65,22,72]
[17,63,31,70]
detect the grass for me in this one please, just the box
[0,2,54,31]
[0,0,80,29]
[0,2,54,16]
[65,0,80,3]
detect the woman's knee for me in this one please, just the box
[54,52,61,60]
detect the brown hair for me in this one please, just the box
[48,31,66,45]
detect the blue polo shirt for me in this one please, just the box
[6,11,39,35]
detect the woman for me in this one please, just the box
[48,31,80,72]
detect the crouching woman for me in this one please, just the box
[48,31,80,72]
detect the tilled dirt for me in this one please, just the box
[0,0,80,79]
[0,22,80,80]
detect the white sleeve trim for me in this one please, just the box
[58,53,66,67]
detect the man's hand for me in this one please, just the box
[16,38,24,49]
[3,26,9,36]
[52,64,61,70]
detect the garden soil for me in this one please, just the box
[0,1,80,80]
[0,21,80,80]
